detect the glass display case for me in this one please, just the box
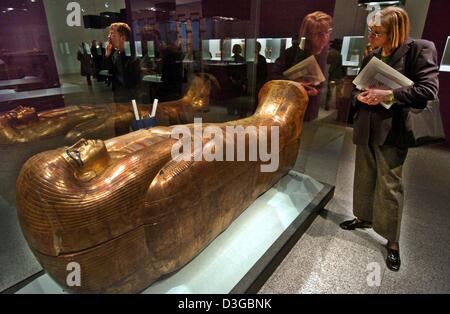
[341,36,366,67]
[222,38,246,62]
[440,36,450,72]
[259,38,281,63]
[245,38,256,62]
[147,41,156,58]
[202,39,221,61]
[0,0,351,295]
[135,41,143,58]
[249,38,298,63]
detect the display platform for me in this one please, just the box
[0,76,41,89]
[440,36,450,72]
[0,83,82,103]
[13,171,334,294]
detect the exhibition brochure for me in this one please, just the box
[283,55,326,86]
[353,56,414,109]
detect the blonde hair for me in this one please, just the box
[370,7,410,50]
[110,22,132,40]
[299,11,333,37]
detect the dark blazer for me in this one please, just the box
[105,49,141,102]
[352,38,439,147]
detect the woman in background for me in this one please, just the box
[273,11,333,120]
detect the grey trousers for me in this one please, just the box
[353,144,408,242]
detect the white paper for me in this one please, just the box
[132,99,140,121]
[151,99,159,118]
[353,56,413,91]
[353,57,414,110]
[283,55,326,86]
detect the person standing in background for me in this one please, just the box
[273,11,333,120]
[77,42,94,86]
[326,39,345,110]
[91,40,105,82]
[105,23,141,103]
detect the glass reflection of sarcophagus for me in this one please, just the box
[0,73,219,201]
[16,80,309,293]
[155,73,220,125]
[0,73,220,146]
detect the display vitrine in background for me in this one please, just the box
[440,36,450,72]
[341,36,365,67]
[202,39,221,61]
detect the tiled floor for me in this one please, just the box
[260,125,450,294]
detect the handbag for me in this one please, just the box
[403,98,446,147]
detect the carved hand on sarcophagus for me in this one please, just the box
[16,80,309,293]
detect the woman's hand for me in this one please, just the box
[357,89,393,106]
[302,82,319,97]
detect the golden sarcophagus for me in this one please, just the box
[16,80,308,293]
[0,73,219,146]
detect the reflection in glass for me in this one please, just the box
[341,36,365,67]
[202,39,221,61]
[223,39,245,62]
[440,36,450,72]
[135,41,143,58]
[147,41,155,58]
[124,41,132,57]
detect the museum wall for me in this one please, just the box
[404,0,431,39]
[43,0,125,75]
[330,0,367,40]
[259,0,336,38]
[0,0,60,87]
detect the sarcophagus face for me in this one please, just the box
[16,80,308,293]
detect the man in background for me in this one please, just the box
[105,22,141,103]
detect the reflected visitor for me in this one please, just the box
[364,43,375,57]
[326,38,345,110]
[105,23,142,102]
[140,29,161,77]
[273,11,333,120]
[232,44,245,63]
[273,33,302,77]
[253,41,268,114]
[77,42,94,86]
[158,34,184,102]
[91,40,105,82]
[227,44,248,117]
[255,41,268,91]
[339,7,440,272]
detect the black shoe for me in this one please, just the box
[386,249,401,271]
[339,218,372,230]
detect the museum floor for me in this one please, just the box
[260,125,450,294]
